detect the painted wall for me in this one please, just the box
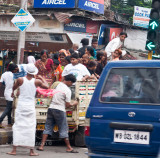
[125,28,147,51]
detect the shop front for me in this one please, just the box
[0,15,73,65]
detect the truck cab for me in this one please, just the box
[85,60,160,158]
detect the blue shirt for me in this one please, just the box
[13,65,27,80]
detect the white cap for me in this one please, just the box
[25,64,38,75]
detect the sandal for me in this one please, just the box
[66,149,78,153]
[36,148,44,151]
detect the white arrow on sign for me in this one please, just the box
[147,42,155,50]
[150,21,158,30]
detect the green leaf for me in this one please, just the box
[111,0,152,24]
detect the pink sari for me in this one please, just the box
[35,59,53,98]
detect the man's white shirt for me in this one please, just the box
[105,37,123,57]
[62,63,90,81]
[49,82,71,112]
[0,71,14,101]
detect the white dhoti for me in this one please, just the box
[13,100,36,148]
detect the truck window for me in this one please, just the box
[100,68,160,104]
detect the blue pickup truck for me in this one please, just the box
[85,60,160,158]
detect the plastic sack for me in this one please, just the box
[36,87,63,97]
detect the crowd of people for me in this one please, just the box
[33,37,108,87]
[0,32,128,156]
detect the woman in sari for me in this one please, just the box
[35,50,54,97]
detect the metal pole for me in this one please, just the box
[17,0,28,64]
[148,51,153,60]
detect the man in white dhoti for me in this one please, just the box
[7,64,49,156]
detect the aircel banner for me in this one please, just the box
[98,24,121,45]
[109,28,123,41]
[34,0,76,8]
[64,20,86,32]
[78,0,104,14]
[64,20,98,33]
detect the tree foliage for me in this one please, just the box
[111,0,152,23]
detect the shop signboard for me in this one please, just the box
[34,0,76,8]
[64,20,86,32]
[64,20,98,33]
[78,0,104,14]
[133,6,151,28]
[0,32,68,43]
[34,0,104,14]
[11,9,35,32]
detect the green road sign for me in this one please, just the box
[146,41,156,50]
[149,21,158,30]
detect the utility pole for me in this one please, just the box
[17,0,28,64]
[148,51,153,60]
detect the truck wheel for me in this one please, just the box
[74,126,85,147]
[36,130,59,146]
[36,131,43,144]
[0,127,12,145]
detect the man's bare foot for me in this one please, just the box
[7,152,16,155]
[30,152,39,156]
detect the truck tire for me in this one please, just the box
[74,126,85,147]
[36,131,43,143]
[36,130,59,146]
[0,127,12,145]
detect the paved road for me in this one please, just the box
[0,144,88,158]
[0,107,88,157]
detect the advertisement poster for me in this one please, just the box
[98,24,120,45]
[34,0,75,8]
[64,20,98,34]
[78,0,104,14]
[109,28,123,41]
[64,20,86,33]
[133,6,151,28]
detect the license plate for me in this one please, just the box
[37,124,59,132]
[114,130,150,145]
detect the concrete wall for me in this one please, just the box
[125,28,147,51]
